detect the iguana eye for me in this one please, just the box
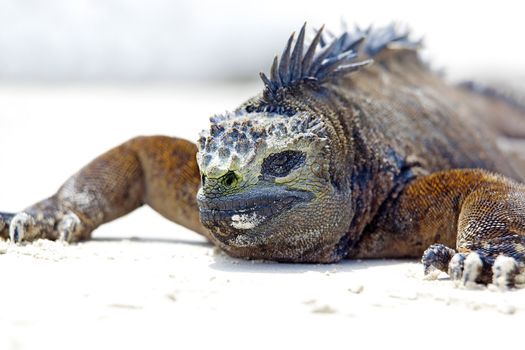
[262,151,306,178]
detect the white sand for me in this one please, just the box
[1,84,525,349]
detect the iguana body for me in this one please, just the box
[2,23,525,287]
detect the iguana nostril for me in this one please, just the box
[221,171,238,187]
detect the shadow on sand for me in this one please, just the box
[208,252,418,275]
[91,235,419,275]
[91,235,212,247]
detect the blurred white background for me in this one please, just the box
[1,0,525,226]
[0,0,524,83]
[1,3,525,349]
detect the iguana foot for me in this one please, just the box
[449,251,523,288]
[423,244,524,288]
[8,198,89,243]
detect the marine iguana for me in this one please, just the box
[2,23,525,288]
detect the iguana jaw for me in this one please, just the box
[197,185,351,262]
[197,184,313,235]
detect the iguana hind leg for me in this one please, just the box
[357,169,525,287]
[3,136,208,243]
[423,177,525,287]
[420,170,525,287]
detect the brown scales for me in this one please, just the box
[2,23,525,287]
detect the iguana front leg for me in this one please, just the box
[354,169,525,287]
[0,136,208,242]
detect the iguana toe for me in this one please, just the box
[422,243,455,276]
[492,255,521,289]
[9,212,35,243]
[57,212,83,243]
[461,252,485,286]
[448,253,466,283]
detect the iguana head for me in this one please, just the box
[196,110,352,262]
[195,23,416,262]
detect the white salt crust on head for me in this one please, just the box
[197,111,328,179]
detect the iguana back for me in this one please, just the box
[342,49,524,180]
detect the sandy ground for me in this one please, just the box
[1,84,525,349]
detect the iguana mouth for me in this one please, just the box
[197,187,312,234]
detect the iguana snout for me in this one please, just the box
[197,183,312,235]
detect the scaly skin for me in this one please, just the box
[2,23,525,287]
[1,136,208,242]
